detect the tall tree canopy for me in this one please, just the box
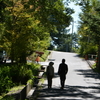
[74,0,100,69]
[0,0,73,63]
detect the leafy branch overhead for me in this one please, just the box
[0,0,73,63]
[76,0,100,69]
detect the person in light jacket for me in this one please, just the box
[46,62,54,89]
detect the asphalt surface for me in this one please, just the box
[34,51,100,100]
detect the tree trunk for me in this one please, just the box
[19,52,27,64]
[11,43,14,63]
[96,41,100,70]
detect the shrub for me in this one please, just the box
[19,65,33,84]
[27,63,40,76]
[0,63,40,94]
[10,64,33,84]
[0,96,14,100]
[0,66,13,94]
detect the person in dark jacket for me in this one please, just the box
[46,62,54,89]
[58,59,68,89]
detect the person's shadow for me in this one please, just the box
[35,84,100,100]
[34,69,100,100]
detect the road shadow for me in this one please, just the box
[34,84,100,100]
[73,54,81,58]
[75,69,100,80]
[30,62,100,100]
[32,69,100,100]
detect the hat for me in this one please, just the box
[49,62,54,66]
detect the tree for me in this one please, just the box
[0,0,6,22]
[33,0,74,49]
[1,0,50,63]
[48,4,74,50]
[0,0,73,63]
[76,0,100,69]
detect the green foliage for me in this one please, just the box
[0,63,40,94]
[77,0,100,56]
[0,96,14,100]
[79,42,97,56]
[0,0,51,63]
[54,33,73,52]
[7,85,25,95]
[10,64,40,84]
[40,50,50,61]
[0,0,74,63]
[84,45,97,55]
[0,1,6,22]
[76,0,100,69]
[0,66,13,94]
[27,63,40,77]
[49,6,74,50]
[91,63,100,73]
[10,65,32,84]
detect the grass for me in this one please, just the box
[40,50,50,62]
[91,63,100,73]
[7,85,25,95]
[0,85,25,100]
[0,96,15,100]
[27,50,50,63]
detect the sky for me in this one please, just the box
[67,2,82,33]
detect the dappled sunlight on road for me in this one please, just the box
[32,51,100,100]
[35,84,100,100]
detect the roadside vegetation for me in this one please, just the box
[0,50,50,99]
[0,63,39,98]
[0,0,87,99]
[0,0,73,64]
[73,0,100,70]
[0,0,73,97]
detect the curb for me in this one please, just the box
[86,60,95,68]
[86,60,92,68]
[26,68,45,100]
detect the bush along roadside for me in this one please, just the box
[0,50,50,99]
[0,63,40,99]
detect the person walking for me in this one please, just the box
[46,62,54,89]
[58,59,68,89]
[35,55,40,63]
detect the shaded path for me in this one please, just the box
[32,51,100,100]
[36,85,100,100]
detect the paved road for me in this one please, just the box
[35,51,100,100]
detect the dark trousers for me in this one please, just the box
[60,75,66,88]
[47,76,53,88]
